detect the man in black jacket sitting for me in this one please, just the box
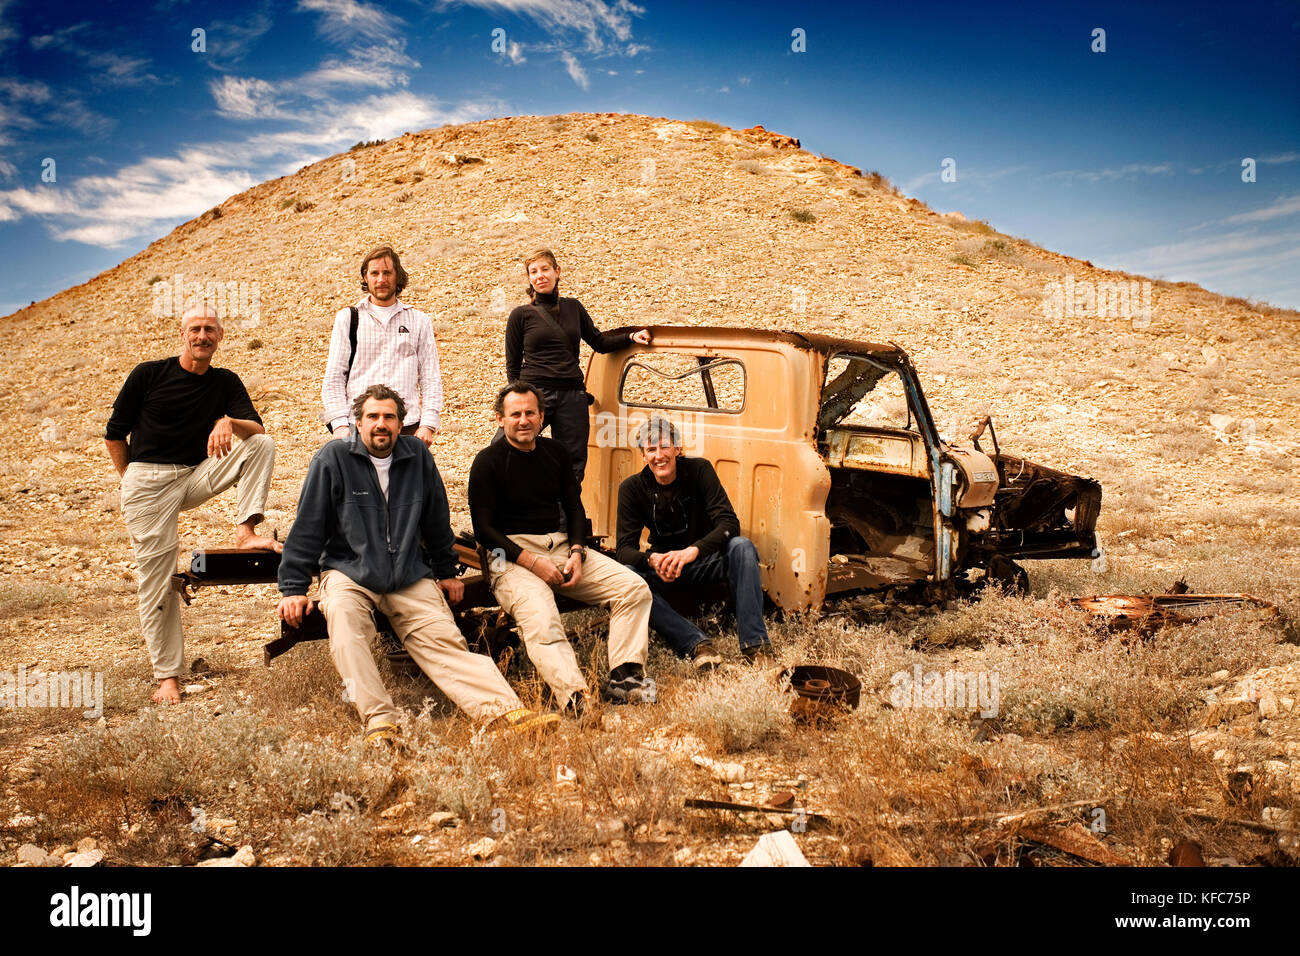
[277,385,555,745]
[616,417,775,668]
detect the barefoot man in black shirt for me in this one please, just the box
[469,382,655,713]
[105,304,280,704]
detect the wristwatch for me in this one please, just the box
[568,544,587,562]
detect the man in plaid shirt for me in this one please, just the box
[321,245,443,448]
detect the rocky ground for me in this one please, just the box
[1,113,1297,866]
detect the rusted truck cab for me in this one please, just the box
[582,328,1101,612]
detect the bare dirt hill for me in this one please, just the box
[1,113,1297,867]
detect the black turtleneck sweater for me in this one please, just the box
[504,290,633,389]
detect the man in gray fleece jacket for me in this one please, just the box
[277,384,553,743]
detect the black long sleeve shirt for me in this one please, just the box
[468,436,586,562]
[616,457,740,570]
[105,357,261,466]
[504,292,632,389]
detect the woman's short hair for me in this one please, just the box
[523,248,559,302]
[360,245,409,297]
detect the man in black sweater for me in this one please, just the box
[469,383,654,712]
[105,304,279,705]
[616,417,775,666]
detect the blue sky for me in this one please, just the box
[1,0,1297,313]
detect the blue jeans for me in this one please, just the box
[637,536,770,655]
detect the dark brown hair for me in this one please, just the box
[360,245,408,297]
[494,381,546,417]
[352,383,407,422]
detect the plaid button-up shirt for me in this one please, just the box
[321,297,443,432]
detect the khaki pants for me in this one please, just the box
[490,533,651,707]
[319,570,521,729]
[120,433,275,680]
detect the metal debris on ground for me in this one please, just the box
[781,664,861,725]
[1071,592,1279,634]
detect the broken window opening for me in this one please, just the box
[819,354,916,433]
[619,353,746,413]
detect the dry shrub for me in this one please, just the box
[573,732,688,833]
[950,218,996,235]
[0,579,74,615]
[688,119,725,133]
[736,159,770,176]
[21,706,392,850]
[676,666,792,752]
[286,795,377,866]
[405,732,497,819]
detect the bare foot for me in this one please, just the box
[152,677,181,704]
[236,529,283,553]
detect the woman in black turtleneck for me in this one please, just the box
[503,248,651,484]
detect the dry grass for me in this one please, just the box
[0,579,75,615]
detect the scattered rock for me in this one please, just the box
[739,830,810,867]
[467,837,497,861]
[75,837,98,854]
[17,844,54,867]
[232,845,256,867]
[380,801,414,819]
[692,755,745,783]
[555,764,578,786]
[65,849,104,867]
[427,812,458,828]
[593,819,624,845]
[183,683,209,695]
[1258,689,1280,718]
[196,857,244,867]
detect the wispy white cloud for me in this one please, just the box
[561,51,589,90]
[297,0,400,44]
[457,0,644,55]
[1222,193,1300,225]
[28,24,162,86]
[210,76,287,120]
[203,9,275,64]
[1259,152,1300,165]
[0,87,503,248]
[1045,162,1174,184]
[297,39,420,93]
[1110,230,1300,286]
[0,77,111,144]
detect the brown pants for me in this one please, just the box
[489,533,651,708]
[319,570,521,730]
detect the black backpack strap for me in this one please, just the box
[344,307,359,378]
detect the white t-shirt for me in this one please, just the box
[369,453,393,499]
[368,301,403,325]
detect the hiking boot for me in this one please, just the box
[363,721,400,749]
[741,643,776,665]
[690,640,723,671]
[602,672,658,705]
[490,707,561,738]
